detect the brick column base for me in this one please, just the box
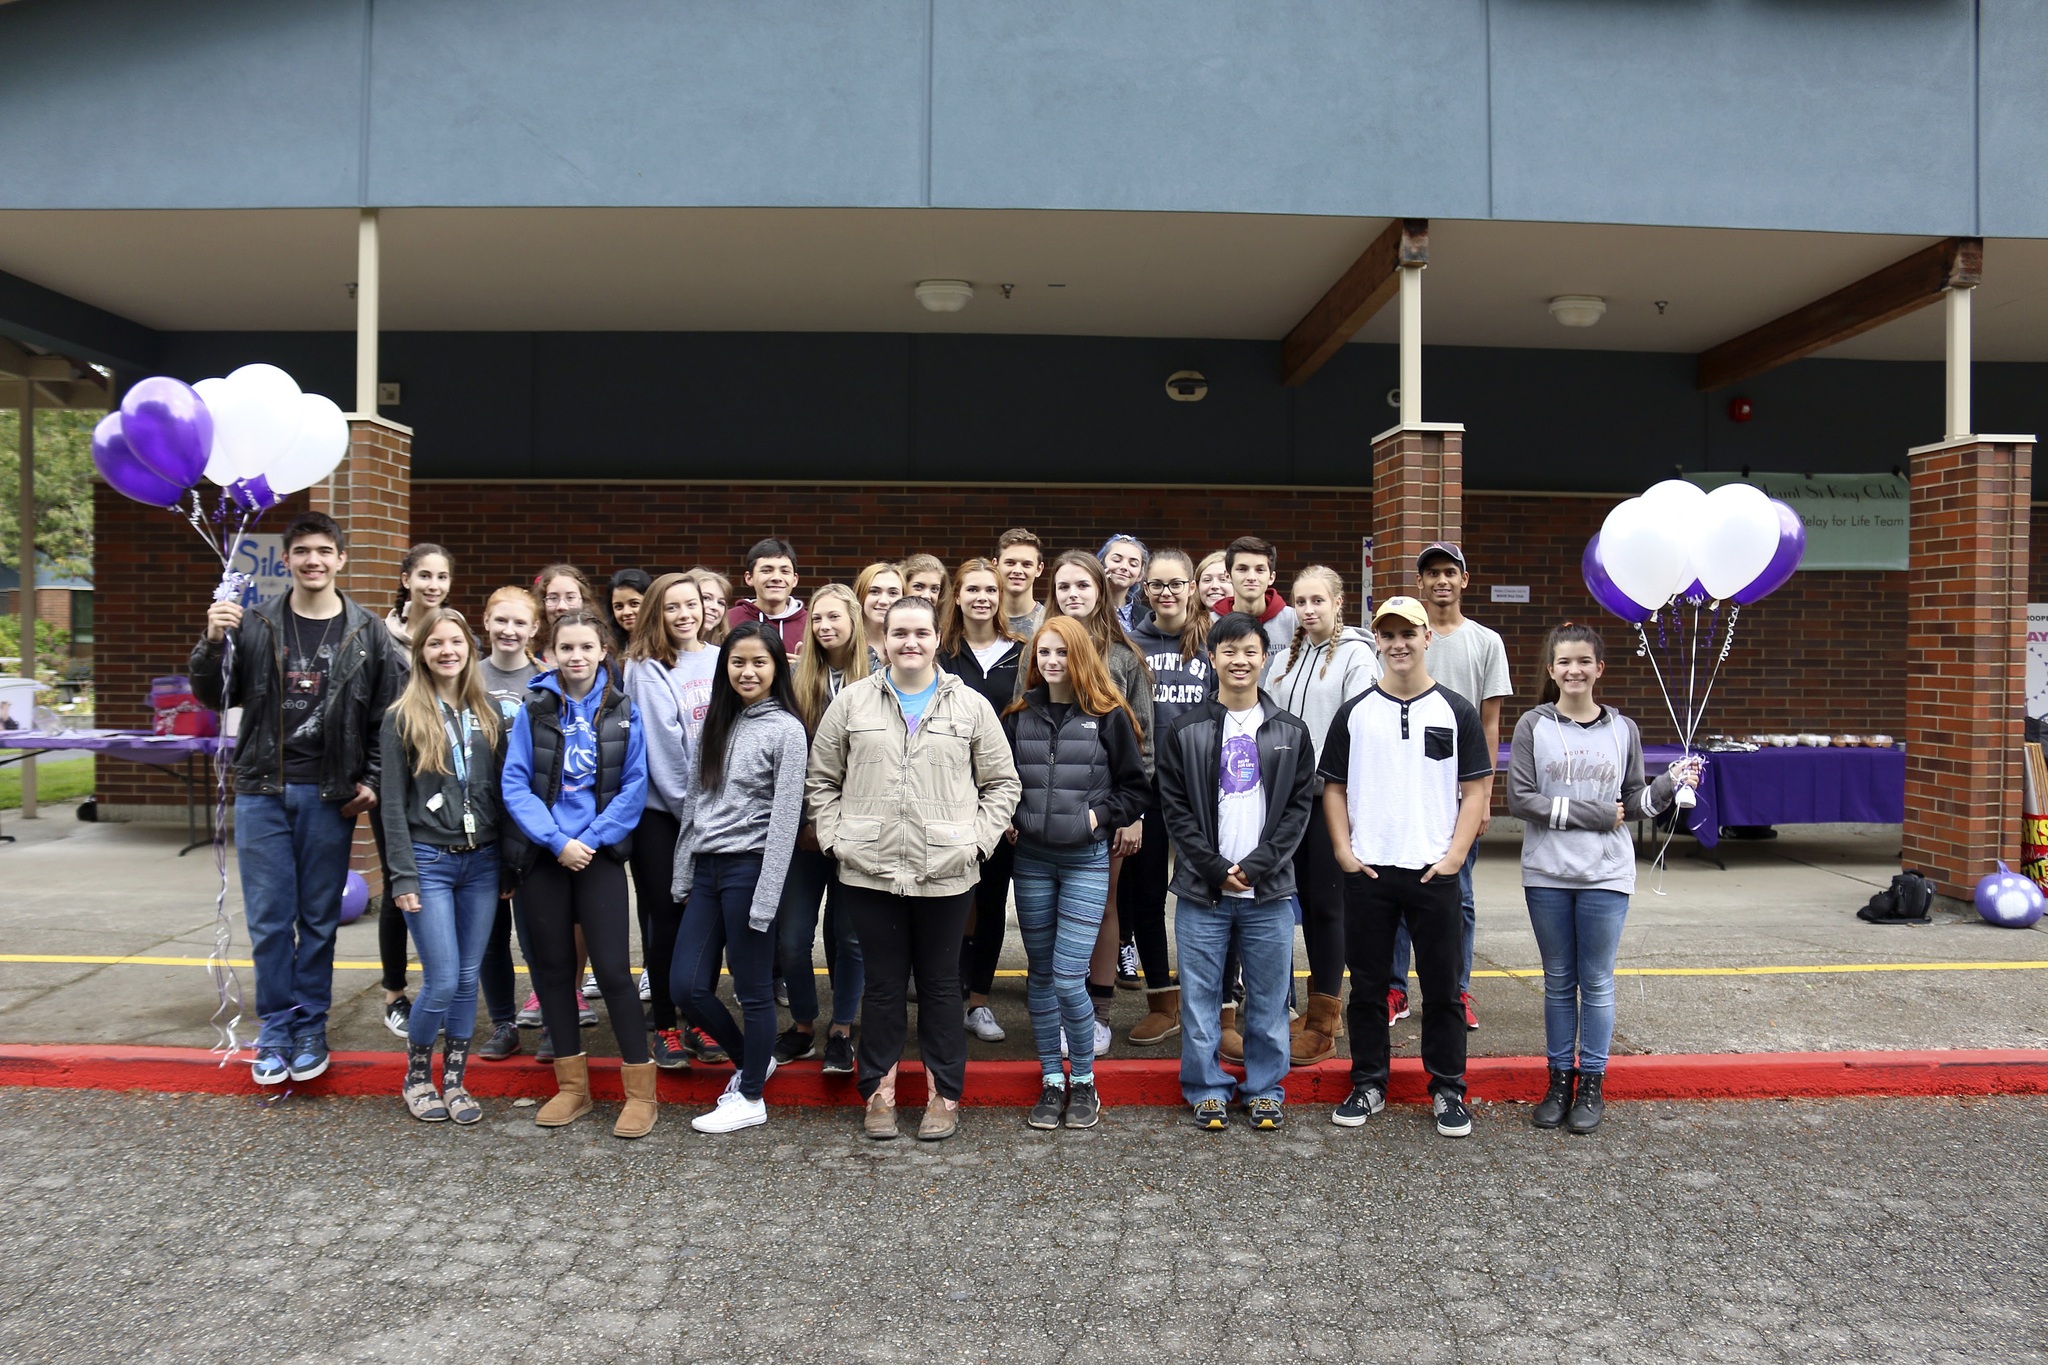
[311,416,414,895]
[1371,423,1466,591]
[1901,434,2034,900]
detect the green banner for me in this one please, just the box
[1687,471,1908,571]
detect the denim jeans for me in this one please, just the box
[1391,842,1478,996]
[1523,886,1631,1074]
[1012,838,1110,1081]
[404,844,501,1046]
[1176,894,1297,1106]
[676,851,778,1101]
[234,785,356,1049]
[778,846,864,1029]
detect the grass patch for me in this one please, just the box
[0,753,95,810]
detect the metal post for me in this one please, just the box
[1945,284,1973,440]
[1398,263,1423,428]
[16,378,35,817]
[356,208,380,417]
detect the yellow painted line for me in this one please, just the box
[3,954,2047,980]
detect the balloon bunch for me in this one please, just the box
[90,363,351,1064]
[1583,480,1806,819]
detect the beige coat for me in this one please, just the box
[806,671,1021,898]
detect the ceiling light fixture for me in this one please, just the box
[1548,295,1607,328]
[915,280,974,313]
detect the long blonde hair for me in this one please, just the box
[687,567,732,645]
[625,572,702,667]
[853,561,905,650]
[391,606,500,776]
[792,583,869,731]
[1273,564,1347,683]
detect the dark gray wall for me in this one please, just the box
[4,0,2042,235]
[150,330,2048,491]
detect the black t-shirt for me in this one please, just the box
[280,609,343,784]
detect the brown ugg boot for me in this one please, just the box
[536,1053,593,1127]
[1219,1004,1245,1064]
[1291,991,1343,1066]
[613,1060,659,1138]
[1129,987,1181,1046]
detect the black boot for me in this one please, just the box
[402,1043,447,1121]
[442,1036,481,1125]
[1566,1071,1604,1134]
[1533,1067,1575,1129]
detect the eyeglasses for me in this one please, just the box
[1143,579,1191,594]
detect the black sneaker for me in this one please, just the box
[650,1027,690,1070]
[382,995,412,1038]
[688,1027,730,1065]
[1247,1096,1285,1131]
[1026,1083,1066,1130]
[1115,941,1141,989]
[1433,1091,1473,1138]
[821,1031,855,1075]
[1332,1084,1385,1127]
[1063,1081,1100,1129]
[476,1021,521,1061]
[1192,1098,1228,1131]
[774,1027,818,1065]
[535,1029,556,1064]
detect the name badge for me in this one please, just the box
[425,793,444,812]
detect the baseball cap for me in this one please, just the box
[1372,595,1429,629]
[1416,542,1467,574]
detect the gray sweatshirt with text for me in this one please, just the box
[1507,703,1676,895]
[671,699,811,929]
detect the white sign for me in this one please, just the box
[1490,585,1531,603]
[2029,604,2048,719]
[230,534,293,608]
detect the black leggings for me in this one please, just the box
[1115,796,1174,988]
[842,883,972,1103]
[1295,799,1346,996]
[521,856,648,1064]
[628,808,684,1031]
[371,813,409,993]
[960,838,1015,997]
[479,893,531,1026]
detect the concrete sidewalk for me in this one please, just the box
[2,802,2044,1063]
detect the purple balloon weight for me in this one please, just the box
[228,475,280,513]
[92,412,187,508]
[339,871,370,926]
[1582,534,1655,623]
[119,375,213,488]
[1731,500,1807,605]
[1974,862,2045,928]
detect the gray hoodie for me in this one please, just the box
[671,699,810,929]
[1506,703,1676,894]
[1262,625,1380,775]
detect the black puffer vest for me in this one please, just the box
[499,679,637,879]
[1009,694,1113,849]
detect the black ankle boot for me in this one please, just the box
[1566,1071,1604,1133]
[1533,1067,1575,1129]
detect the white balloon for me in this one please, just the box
[193,377,239,485]
[214,363,306,480]
[1600,496,1694,608]
[1639,478,1708,525]
[264,393,351,494]
[1691,483,1780,600]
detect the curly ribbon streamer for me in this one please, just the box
[208,569,252,1062]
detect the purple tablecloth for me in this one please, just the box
[1644,744,1905,849]
[4,730,227,768]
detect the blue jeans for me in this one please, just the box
[234,786,356,1049]
[1012,839,1110,1082]
[675,852,778,1101]
[778,846,863,1029]
[1176,895,1297,1105]
[403,844,501,1047]
[1391,843,1477,996]
[1523,886,1631,1074]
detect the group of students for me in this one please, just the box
[195,513,1700,1143]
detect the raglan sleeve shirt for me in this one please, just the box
[745,715,814,931]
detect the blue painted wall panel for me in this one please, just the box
[1979,0,2048,237]
[0,0,364,209]
[364,0,928,208]
[931,0,1491,215]
[1490,0,1979,235]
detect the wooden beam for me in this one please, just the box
[1696,236,1982,391]
[0,379,103,410]
[1281,218,1428,387]
[0,337,73,381]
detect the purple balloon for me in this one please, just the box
[92,411,187,508]
[1582,533,1655,623]
[119,375,213,487]
[1678,579,1708,602]
[228,475,279,513]
[1731,500,1807,605]
[340,871,370,925]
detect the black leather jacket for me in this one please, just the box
[1156,691,1316,907]
[189,593,401,800]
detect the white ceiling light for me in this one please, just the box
[915,279,974,313]
[1548,294,1608,327]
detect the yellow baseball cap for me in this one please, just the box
[1372,595,1429,629]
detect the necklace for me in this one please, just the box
[289,608,340,671]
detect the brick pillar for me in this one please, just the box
[1371,422,1466,584]
[1901,434,2034,901]
[310,416,413,895]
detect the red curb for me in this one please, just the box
[3,1045,2047,1105]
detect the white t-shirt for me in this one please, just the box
[971,638,1013,674]
[1425,618,1512,714]
[1318,684,1492,870]
[1216,703,1266,898]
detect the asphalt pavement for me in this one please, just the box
[0,1088,2041,1364]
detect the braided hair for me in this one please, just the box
[1272,565,1347,683]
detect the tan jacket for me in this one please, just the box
[806,671,1021,898]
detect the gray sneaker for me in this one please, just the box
[1063,1081,1101,1129]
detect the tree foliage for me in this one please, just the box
[0,408,98,581]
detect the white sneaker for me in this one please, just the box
[720,1057,778,1096]
[637,969,652,1003]
[690,1090,767,1133]
[1093,1020,1112,1055]
[965,1006,1006,1042]
[581,968,601,999]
